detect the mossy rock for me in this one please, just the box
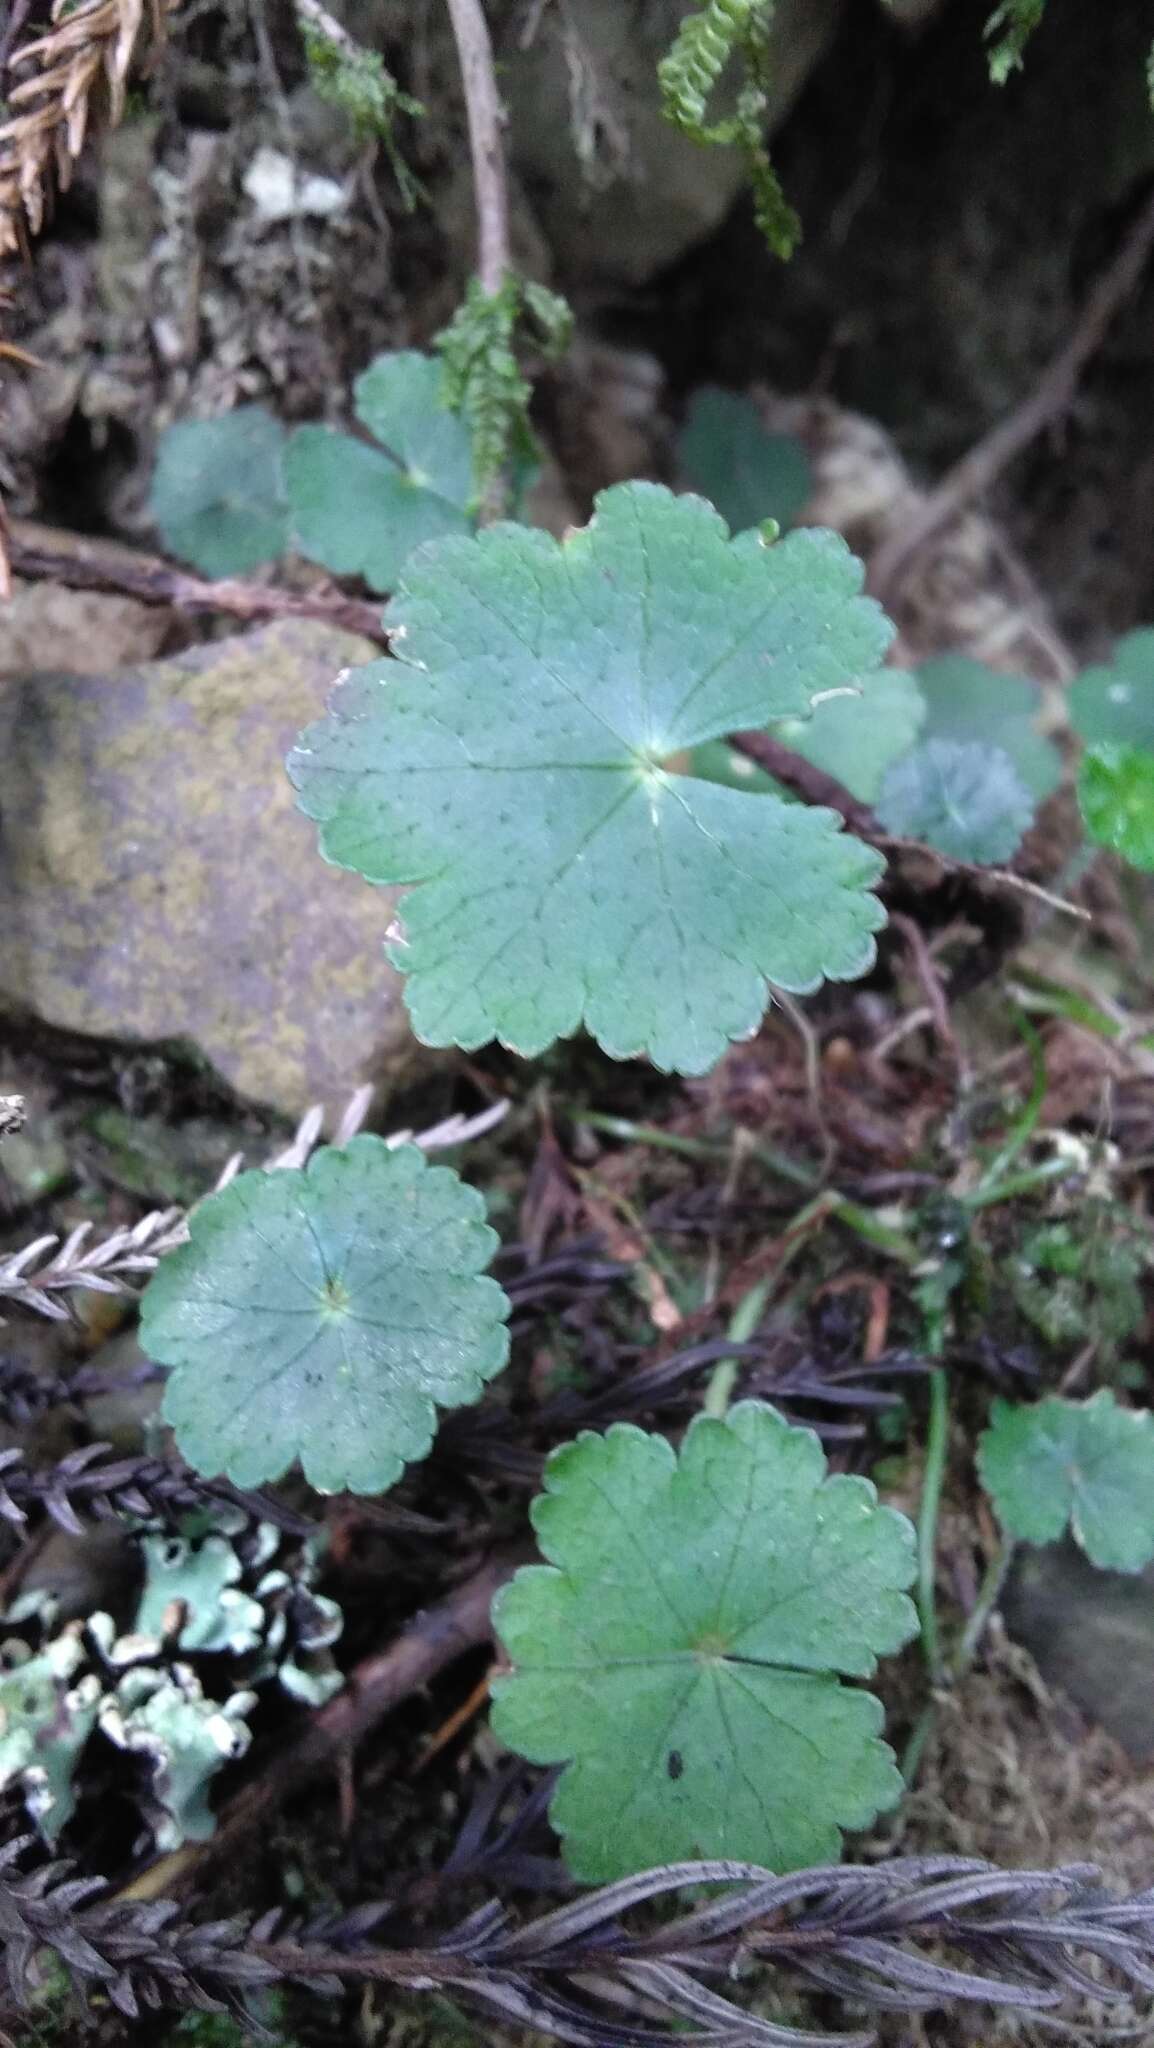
[0,619,421,1117]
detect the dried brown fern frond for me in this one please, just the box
[0,0,175,257]
[0,1092,508,1322]
[0,0,173,598]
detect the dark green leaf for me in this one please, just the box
[914,655,1061,801]
[678,388,812,534]
[1070,630,1154,750]
[1078,741,1154,871]
[353,350,474,506]
[491,1402,916,1881]
[772,667,925,803]
[979,1392,1154,1571]
[150,408,290,578]
[284,425,470,595]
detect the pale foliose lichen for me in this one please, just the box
[98,1666,256,1848]
[0,1515,342,1846]
[0,1626,102,1837]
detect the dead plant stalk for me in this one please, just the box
[444,0,511,294]
[0,0,176,256]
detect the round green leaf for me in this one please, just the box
[1069,629,1154,749]
[289,482,891,1074]
[139,1137,510,1494]
[876,737,1034,863]
[284,425,471,595]
[491,1401,917,1882]
[149,407,290,578]
[678,387,812,534]
[353,350,474,507]
[914,655,1061,802]
[979,1392,1154,1572]
[1078,740,1154,871]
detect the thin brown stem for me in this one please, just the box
[891,910,964,1076]
[729,726,1089,920]
[730,727,878,836]
[5,518,390,642]
[169,1548,522,1888]
[444,0,510,295]
[0,0,177,254]
[870,182,1154,598]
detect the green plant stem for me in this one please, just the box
[830,1197,921,1267]
[900,1699,937,1787]
[572,1112,925,1266]
[954,1535,1016,1671]
[702,1277,774,1419]
[970,1012,1045,1199]
[903,1532,1018,1788]
[963,1157,1074,1210]
[1009,965,1154,1048]
[916,1366,949,1683]
[572,1110,818,1189]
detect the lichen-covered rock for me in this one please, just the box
[0,619,418,1117]
[0,576,169,675]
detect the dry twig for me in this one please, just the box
[870,182,1154,597]
[4,518,391,641]
[730,726,1090,923]
[444,0,511,295]
[193,1548,521,1875]
[0,1208,188,1322]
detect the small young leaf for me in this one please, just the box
[678,388,812,535]
[491,1402,916,1881]
[290,482,891,1074]
[353,350,474,506]
[773,666,926,803]
[139,1137,510,1494]
[686,668,924,804]
[1078,741,1154,871]
[284,425,471,594]
[150,407,290,578]
[914,655,1061,800]
[1070,630,1154,749]
[876,737,1035,863]
[978,1392,1154,1571]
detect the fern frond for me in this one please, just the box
[657,0,799,260]
[295,0,425,208]
[437,275,572,514]
[0,0,176,257]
